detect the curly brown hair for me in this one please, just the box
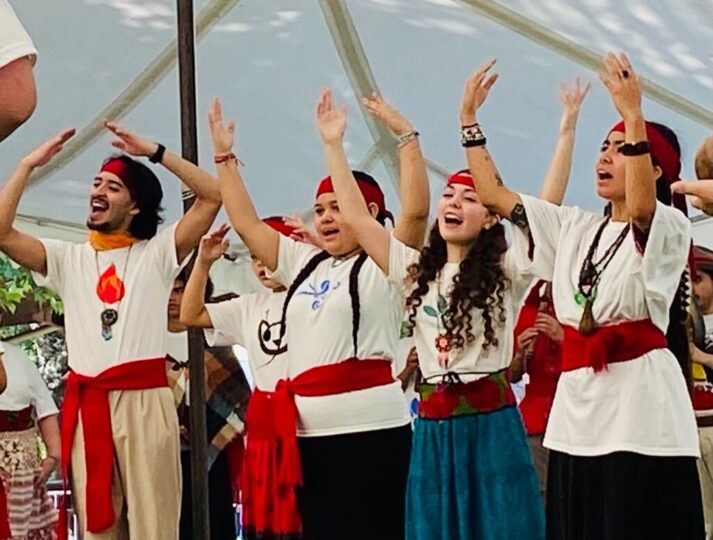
[405,221,510,351]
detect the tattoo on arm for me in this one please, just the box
[510,203,529,230]
[495,172,504,187]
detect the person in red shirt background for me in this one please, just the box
[510,280,563,496]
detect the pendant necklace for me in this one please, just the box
[95,246,133,341]
[575,218,629,335]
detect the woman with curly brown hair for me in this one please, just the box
[315,89,545,538]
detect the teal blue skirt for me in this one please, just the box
[406,406,545,540]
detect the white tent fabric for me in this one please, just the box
[2,0,712,293]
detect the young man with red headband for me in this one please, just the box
[460,54,702,539]
[692,245,713,539]
[0,123,221,539]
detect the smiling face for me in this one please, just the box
[436,182,493,245]
[87,171,138,233]
[313,192,361,257]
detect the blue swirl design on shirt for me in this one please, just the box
[297,279,341,310]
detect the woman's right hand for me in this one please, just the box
[516,327,539,351]
[197,224,230,265]
[460,59,498,125]
[558,77,590,134]
[21,128,75,169]
[208,98,236,155]
[363,93,415,136]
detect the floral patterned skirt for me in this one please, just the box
[0,428,57,540]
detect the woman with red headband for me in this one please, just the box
[207,92,429,539]
[315,88,545,539]
[460,53,703,539]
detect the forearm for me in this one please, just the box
[161,150,221,203]
[539,119,577,204]
[397,139,430,225]
[509,350,525,383]
[0,161,32,236]
[695,350,713,370]
[624,113,656,228]
[181,261,212,327]
[323,140,372,223]
[464,144,522,220]
[37,415,60,459]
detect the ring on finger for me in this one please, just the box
[621,69,629,78]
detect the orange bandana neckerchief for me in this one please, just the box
[88,231,137,252]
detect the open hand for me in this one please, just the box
[671,179,713,216]
[599,52,642,120]
[559,77,590,133]
[283,215,323,248]
[105,121,157,157]
[21,128,75,169]
[208,98,236,155]
[316,88,347,143]
[363,93,414,136]
[460,59,498,125]
[198,224,231,265]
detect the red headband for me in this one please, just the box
[262,216,298,238]
[694,245,713,274]
[447,171,475,188]
[316,176,394,222]
[99,158,130,183]
[609,121,687,215]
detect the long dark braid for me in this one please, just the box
[275,251,330,350]
[276,250,370,356]
[405,222,510,351]
[349,253,369,353]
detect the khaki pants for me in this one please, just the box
[699,426,713,540]
[71,387,181,539]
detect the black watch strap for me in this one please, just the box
[619,140,650,156]
[149,143,166,164]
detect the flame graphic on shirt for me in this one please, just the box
[96,263,126,304]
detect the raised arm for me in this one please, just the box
[316,89,392,273]
[599,53,656,229]
[180,224,230,328]
[208,98,280,271]
[363,93,430,248]
[539,79,590,204]
[460,61,527,230]
[0,128,75,275]
[104,121,221,262]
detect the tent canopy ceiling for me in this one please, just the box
[2,0,712,248]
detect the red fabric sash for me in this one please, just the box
[241,358,394,536]
[562,320,667,372]
[57,358,168,540]
[0,481,9,538]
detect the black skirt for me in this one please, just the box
[547,450,705,540]
[297,424,412,540]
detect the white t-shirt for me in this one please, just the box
[271,236,410,437]
[205,292,288,392]
[389,236,525,382]
[0,1,36,69]
[34,224,188,377]
[0,341,58,419]
[512,195,698,457]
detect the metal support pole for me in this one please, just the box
[176,0,210,538]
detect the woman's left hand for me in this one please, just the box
[363,93,414,137]
[534,313,564,342]
[599,52,642,120]
[316,88,347,144]
[105,121,158,157]
[35,456,57,486]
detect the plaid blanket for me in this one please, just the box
[167,344,251,468]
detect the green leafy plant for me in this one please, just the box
[0,256,62,314]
